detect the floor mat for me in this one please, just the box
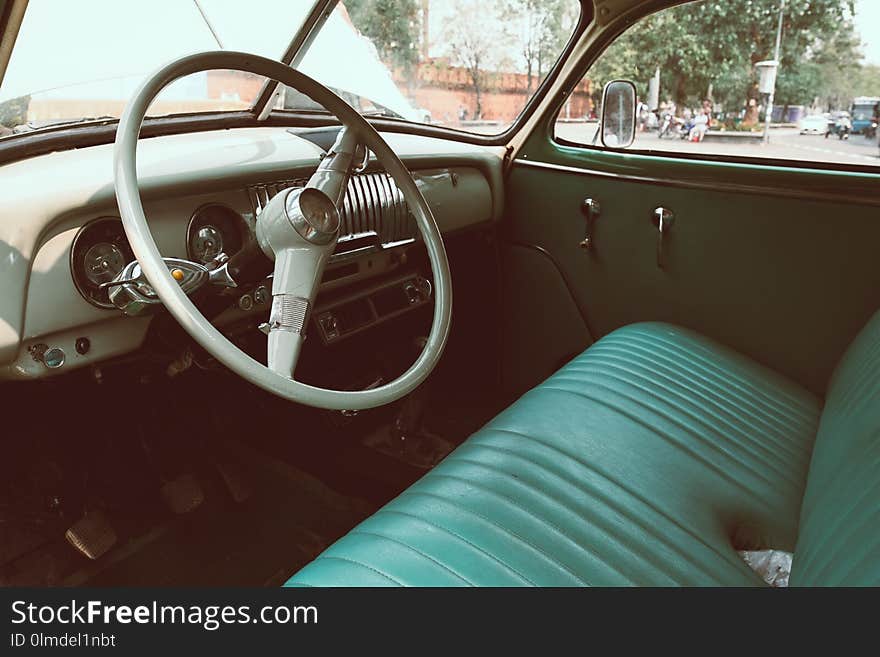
[59,443,375,587]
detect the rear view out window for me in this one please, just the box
[555,0,880,168]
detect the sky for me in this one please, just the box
[0,0,418,119]
[0,0,313,101]
[854,0,880,65]
[2,0,879,104]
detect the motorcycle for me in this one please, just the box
[825,114,852,140]
[659,113,689,139]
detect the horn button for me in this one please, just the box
[285,188,341,246]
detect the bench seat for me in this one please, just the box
[287,321,839,586]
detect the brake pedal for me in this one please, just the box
[65,511,117,560]
[160,474,204,514]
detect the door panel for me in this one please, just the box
[504,150,880,396]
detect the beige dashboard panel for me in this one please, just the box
[22,189,250,341]
[0,127,504,374]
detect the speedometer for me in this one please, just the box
[83,242,126,286]
[70,217,134,308]
[189,224,224,264]
[186,204,245,264]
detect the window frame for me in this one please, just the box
[0,0,593,164]
[548,0,880,177]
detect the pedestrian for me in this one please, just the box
[690,109,709,142]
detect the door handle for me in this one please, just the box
[579,198,601,250]
[652,207,675,269]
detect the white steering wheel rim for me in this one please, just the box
[114,51,452,411]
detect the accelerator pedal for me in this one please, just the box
[160,473,204,514]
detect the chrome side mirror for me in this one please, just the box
[600,80,637,149]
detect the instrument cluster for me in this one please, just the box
[70,205,248,309]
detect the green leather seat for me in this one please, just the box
[287,315,880,586]
[789,310,880,585]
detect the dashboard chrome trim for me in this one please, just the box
[246,171,418,261]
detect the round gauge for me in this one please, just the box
[186,204,245,264]
[83,242,126,286]
[189,225,224,264]
[70,217,135,308]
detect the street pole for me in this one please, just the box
[764,0,786,144]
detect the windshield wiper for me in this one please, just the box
[13,115,117,133]
[361,109,401,118]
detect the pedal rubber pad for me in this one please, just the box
[65,511,117,560]
[160,473,205,514]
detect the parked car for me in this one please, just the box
[799,113,830,135]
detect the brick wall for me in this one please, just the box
[397,60,593,123]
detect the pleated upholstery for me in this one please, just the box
[288,322,822,586]
[790,310,880,586]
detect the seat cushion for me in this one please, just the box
[790,310,880,586]
[287,323,821,586]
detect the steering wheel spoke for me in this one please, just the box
[306,126,361,207]
[265,246,325,378]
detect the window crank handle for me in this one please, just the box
[652,207,675,269]
[579,198,601,250]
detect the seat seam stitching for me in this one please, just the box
[348,529,474,586]
[423,472,637,584]
[374,508,536,585]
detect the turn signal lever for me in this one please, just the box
[105,255,237,316]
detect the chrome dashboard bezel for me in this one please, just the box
[69,216,133,309]
[185,202,248,265]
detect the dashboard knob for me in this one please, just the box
[43,347,66,369]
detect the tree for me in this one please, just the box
[505,0,575,92]
[0,96,29,130]
[441,0,507,119]
[584,0,860,120]
[345,0,422,77]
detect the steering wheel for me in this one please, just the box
[113,51,452,410]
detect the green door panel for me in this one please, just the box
[503,152,880,395]
[500,244,593,397]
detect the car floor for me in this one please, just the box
[66,443,376,587]
[1,233,505,586]
[1,364,505,587]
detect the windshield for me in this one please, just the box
[0,0,580,138]
[293,1,580,134]
[0,0,313,135]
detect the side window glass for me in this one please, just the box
[555,0,880,168]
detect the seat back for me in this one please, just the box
[790,310,880,586]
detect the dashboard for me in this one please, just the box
[0,127,504,380]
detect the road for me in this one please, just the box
[554,123,880,167]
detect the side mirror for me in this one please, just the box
[600,80,637,149]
